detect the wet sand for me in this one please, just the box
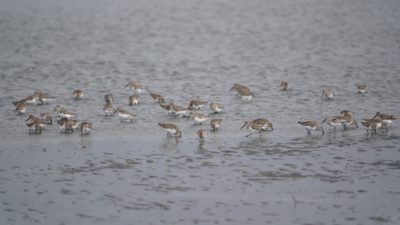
[1,0,400,224]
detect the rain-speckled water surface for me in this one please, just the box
[1,0,400,224]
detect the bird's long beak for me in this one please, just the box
[240,122,248,130]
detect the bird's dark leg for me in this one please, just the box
[246,132,256,137]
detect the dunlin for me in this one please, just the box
[150,93,165,104]
[114,107,136,123]
[322,111,358,130]
[38,92,55,104]
[80,121,93,136]
[241,118,273,137]
[361,118,383,134]
[250,118,274,129]
[298,120,324,136]
[210,118,222,131]
[53,105,76,119]
[40,112,53,125]
[103,102,114,116]
[26,121,43,134]
[197,129,208,140]
[188,99,208,110]
[230,83,250,95]
[126,81,145,94]
[321,88,333,100]
[237,88,253,102]
[340,110,353,117]
[321,116,344,130]
[58,118,79,133]
[104,94,113,104]
[73,90,84,100]
[240,119,272,137]
[170,103,189,117]
[129,94,140,106]
[373,112,397,126]
[340,110,358,128]
[15,102,28,114]
[188,112,209,125]
[280,81,289,91]
[12,91,41,105]
[209,103,224,113]
[159,103,172,114]
[158,123,182,137]
[357,84,367,94]
[230,84,253,102]
[25,115,47,128]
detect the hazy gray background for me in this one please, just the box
[1,0,400,224]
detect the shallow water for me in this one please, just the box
[1,0,400,224]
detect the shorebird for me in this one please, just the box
[321,117,343,130]
[188,99,208,110]
[357,84,367,94]
[114,107,136,123]
[298,121,324,136]
[340,112,358,129]
[237,88,253,102]
[321,88,333,100]
[150,93,165,103]
[73,90,84,100]
[373,112,397,126]
[170,103,189,117]
[159,103,173,115]
[361,118,384,134]
[53,105,76,119]
[38,92,55,104]
[158,123,182,137]
[230,83,251,95]
[103,103,114,116]
[15,102,28,115]
[340,110,353,117]
[210,118,222,131]
[104,94,113,104]
[129,94,140,106]
[322,111,358,130]
[80,121,93,136]
[280,81,289,91]
[209,103,224,113]
[188,112,209,125]
[25,115,47,128]
[230,83,253,101]
[241,118,273,137]
[12,91,41,105]
[250,118,273,129]
[197,129,208,140]
[26,121,43,134]
[58,118,79,133]
[126,81,145,94]
[40,112,53,125]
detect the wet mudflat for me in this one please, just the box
[1,0,400,224]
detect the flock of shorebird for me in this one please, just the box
[12,81,397,140]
